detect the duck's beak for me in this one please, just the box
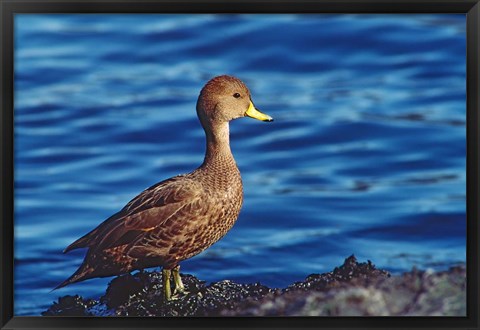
[245,101,273,122]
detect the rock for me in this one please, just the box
[42,295,96,316]
[42,255,466,317]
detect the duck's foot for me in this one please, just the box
[172,265,187,296]
[162,265,189,301]
[162,269,172,301]
[172,283,189,297]
[171,289,190,300]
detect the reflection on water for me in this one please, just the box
[14,14,466,315]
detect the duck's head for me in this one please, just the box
[196,75,273,128]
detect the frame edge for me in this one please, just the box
[1,1,479,329]
[466,1,480,328]
[0,0,15,329]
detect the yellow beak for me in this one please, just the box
[245,102,273,122]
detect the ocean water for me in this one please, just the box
[13,14,466,316]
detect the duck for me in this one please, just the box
[55,75,273,300]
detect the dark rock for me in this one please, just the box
[285,255,390,293]
[43,255,465,317]
[102,272,148,309]
[42,295,96,316]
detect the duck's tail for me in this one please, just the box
[53,263,95,291]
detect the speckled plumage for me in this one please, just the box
[56,75,272,291]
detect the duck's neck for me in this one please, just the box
[201,122,235,168]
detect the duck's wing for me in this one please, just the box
[63,175,203,253]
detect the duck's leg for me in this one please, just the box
[162,268,172,301]
[172,264,187,296]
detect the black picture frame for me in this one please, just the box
[1,0,479,329]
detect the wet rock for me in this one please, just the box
[284,255,390,293]
[42,295,96,316]
[221,262,465,317]
[102,272,148,309]
[43,255,466,317]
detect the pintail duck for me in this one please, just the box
[55,75,273,300]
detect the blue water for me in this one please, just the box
[13,14,466,316]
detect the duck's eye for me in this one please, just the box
[233,93,241,98]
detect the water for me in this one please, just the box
[13,14,466,316]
